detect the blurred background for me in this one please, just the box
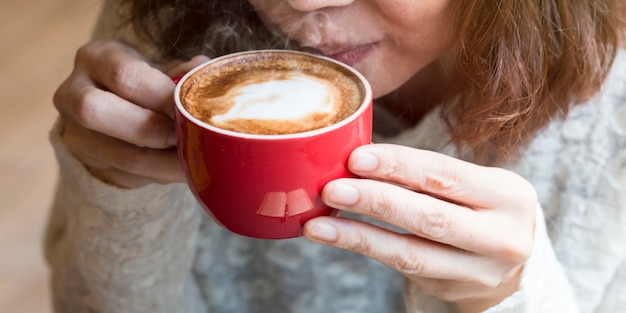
[0,0,103,312]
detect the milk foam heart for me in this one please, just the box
[211,73,334,124]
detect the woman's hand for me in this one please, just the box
[53,40,209,188]
[304,143,537,312]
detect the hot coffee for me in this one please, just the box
[174,50,373,238]
[179,51,365,135]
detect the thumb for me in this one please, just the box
[168,55,211,80]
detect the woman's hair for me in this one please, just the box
[117,0,626,165]
[116,0,282,59]
[443,0,626,163]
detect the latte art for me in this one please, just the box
[180,51,365,135]
[211,73,336,126]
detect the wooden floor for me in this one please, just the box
[0,1,103,312]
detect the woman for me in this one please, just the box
[47,0,626,312]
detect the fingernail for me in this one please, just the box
[351,151,378,172]
[328,182,360,205]
[309,221,338,242]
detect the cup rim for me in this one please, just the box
[174,49,373,140]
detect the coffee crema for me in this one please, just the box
[180,51,365,135]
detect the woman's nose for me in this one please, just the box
[283,0,355,11]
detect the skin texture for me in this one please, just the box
[305,144,533,312]
[248,0,454,98]
[52,1,537,311]
[54,41,209,188]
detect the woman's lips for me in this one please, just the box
[328,43,376,66]
[303,43,376,67]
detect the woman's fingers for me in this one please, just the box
[321,178,532,259]
[347,144,537,210]
[308,143,536,307]
[57,83,177,149]
[54,42,211,149]
[315,143,536,256]
[303,216,521,286]
[62,121,184,187]
[75,40,178,118]
[344,144,536,254]
[165,55,211,78]
[54,41,178,149]
[52,40,211,188]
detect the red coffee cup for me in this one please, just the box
[174,50,373,239]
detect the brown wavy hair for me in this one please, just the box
[444,0,626,163]
[116,0,626,164]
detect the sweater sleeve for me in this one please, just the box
[45,3,209,311]
[594,258,626,311]
[45,123,206,312]
[403,203,579,313]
